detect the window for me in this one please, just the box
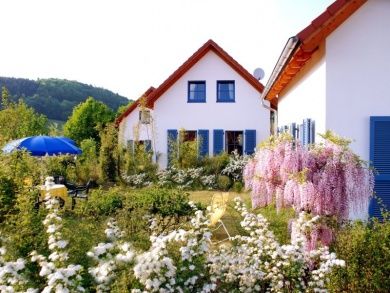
[139,110,151,124]
[217,81,235,102]
[188,81,206,103]
[180,130,197,142]
[225,131,243,155]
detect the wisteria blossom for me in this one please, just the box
[244,133,374,246]
[87,218,136,292]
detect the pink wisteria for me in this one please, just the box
[244,132,374,223]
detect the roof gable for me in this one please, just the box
[264,0,367,105]
[146,39,264,108]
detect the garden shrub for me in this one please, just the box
[232,181,243,193]
[75,138,99,183]
[99,123,119,183]
[328,219,390,292]
[85,188,123,216]
[202,152,230,176]
[217,175,231,191]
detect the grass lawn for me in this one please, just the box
[188,190,294,244]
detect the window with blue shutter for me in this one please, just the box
[198,129,209,157]
[244,130,256,155]
[369,117,390,220]
[213,129,224,155]
[167,129,178,166]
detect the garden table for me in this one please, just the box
[39,184,68,207]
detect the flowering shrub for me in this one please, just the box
[30,193,85,292]
[208,198,345,292]
[156,167,215,190]
[87,218,135,292]
[244,133,374,246]
[122,172,152,188]
[221,150,250,182]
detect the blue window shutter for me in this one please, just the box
[304,118,311,145]
[290,123,296,139]
[145,140,152,152]
[198,129,209,157]
[310,120,316,143]
[244,130,256,155]
[213,129,224,155]
[301,121,306,145]
[369,117,390,220]
[167,129,178,166]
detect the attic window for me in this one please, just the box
[139,110,151,124]
[188,81,206,103]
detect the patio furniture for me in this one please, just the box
[37,183,68,208]
[68,179,92,210]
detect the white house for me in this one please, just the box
[262,0,390,218]
[117,39,270,169]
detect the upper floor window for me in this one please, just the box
[217,80,235,102]
[139,109,151,124]
[188,81,206,103]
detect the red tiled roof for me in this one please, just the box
[265,0,367,105]
[146,39,264,108]
[116,39,265,124]
[116,86,155,125]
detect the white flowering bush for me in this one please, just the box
[157,167,216,190]
[87,218,136,292]
[0,236,32,293]
[122,172,152,188]
[208,198,345,292]
[30,193,85,293]
[133,202,215,292]
[221,150,250,182]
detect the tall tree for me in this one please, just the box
[64,97,114,144]
[0,87,48,146]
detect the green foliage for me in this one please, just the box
[64,97,115,144]
[0,77,130,121]
[116,101,133,117]
[169,130,200,169]
[0,87,48,146]
[84,188,123,217]
[217,175,231,191]
[99,123,119,183]
[319,130,352,147]
[232,181,243,193]
[201,152,230,175]
[328,220,390,292]
[76,139,99,182]
[124,143,156,176]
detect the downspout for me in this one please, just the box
[260,36,300,135]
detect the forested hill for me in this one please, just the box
[0,77,130,121]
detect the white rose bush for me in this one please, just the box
[0,190,345,292]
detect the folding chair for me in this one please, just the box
[209,192,231,243]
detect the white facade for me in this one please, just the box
[278,0,390,162]
[119,50,270,169]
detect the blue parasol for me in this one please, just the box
[2,136,82,156]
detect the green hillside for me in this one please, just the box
[0,77,131,121]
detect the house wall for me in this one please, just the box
[119,108,155,144]
[277,45,327,138]
[152,51,270,168]
[326,0,390,163]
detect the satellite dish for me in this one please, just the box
[253,68,265,80]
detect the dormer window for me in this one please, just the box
[188,81,206,103]
[139,110,151,124]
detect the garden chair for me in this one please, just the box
[209,192,231,243]
[69,179,92,210]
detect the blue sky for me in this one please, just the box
[0,0,333,99]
